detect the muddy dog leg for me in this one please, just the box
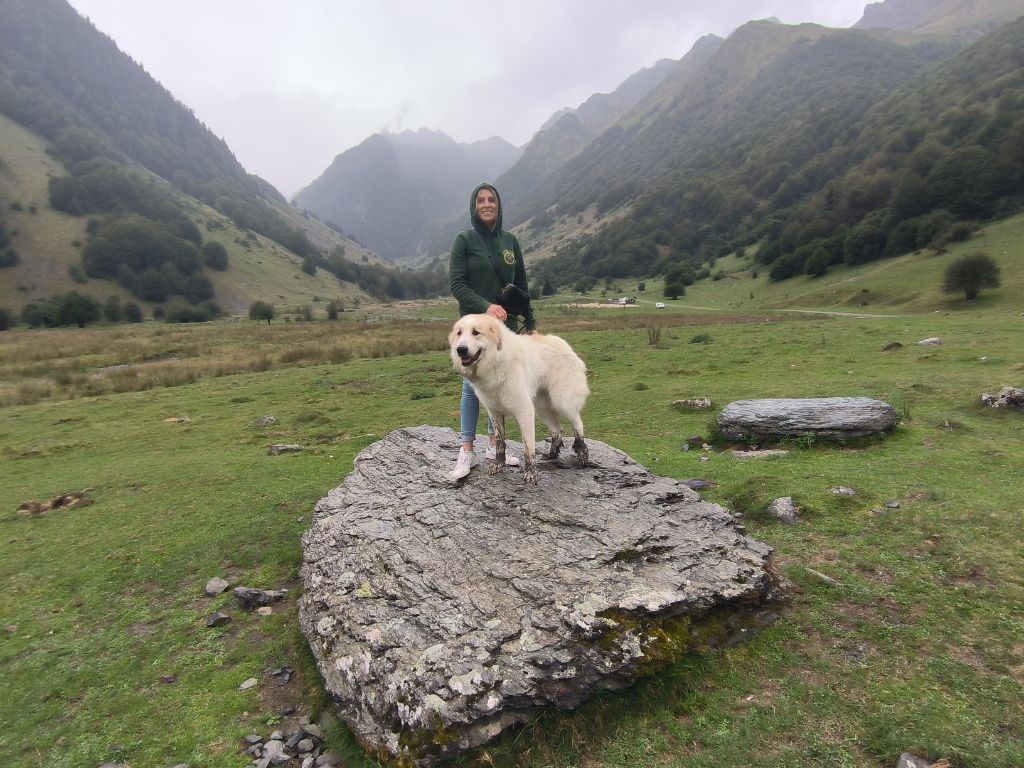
[515,408,538,485]
[489,413,506,475]
[567,412,589,467]
[536,402,563,459]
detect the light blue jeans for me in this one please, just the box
[459,378,493,444]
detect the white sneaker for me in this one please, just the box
[450,447,475,480]
[485,446,520,466]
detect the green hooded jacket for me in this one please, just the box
[448,183,535,331]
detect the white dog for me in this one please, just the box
[449,314,590,484]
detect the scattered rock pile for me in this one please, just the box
[241,720,339,768]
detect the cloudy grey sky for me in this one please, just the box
[67,0,869,198]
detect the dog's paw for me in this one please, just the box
[489,463,504,476]
[523,469,537,485]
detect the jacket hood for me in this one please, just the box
[470,182,503,234]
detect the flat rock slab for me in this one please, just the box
[717,397,897,442]
[300,425,784,767]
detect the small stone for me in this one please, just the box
[302,758,315,768]
[731,449,790,458]
[256,606,274,617]
[239,677,258,691]
[672,397,712,409]
[244,734,263,745]
[205,577,229,596]
[681,478,716,490]
[268,444,303,455]
[302,723,323,739]
[768,497,798,525]
[916,337,942,346]
[162,416,191,424]
[206,611,232,628]
[685,435,704,448]
[234,586,287,611]
[885,501,901,509]
[896,752,934,768]
[169,764,189,768]
[315,753,339,767]
[269,730,284,741]
[882,342,903,351]
[160,674,176,684]
[278,706,296,716]
[297,738,315,752]
[699,455,709,462]
[254,416,278,426]
[828,487,856,496]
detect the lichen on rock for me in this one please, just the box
[299,425,786,767]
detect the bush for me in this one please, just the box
[0,248,20,268]
[122,301,143,323]
[183,273,215,304]
[326,300,341,320]
[202,241,229,270]
[21,299,59,328]
[249,300,274,324]
[56,291,102,328]
[67,264,88,283]
[943,252,1001,300]
[0,307,12,331]
[164,301,221,323]
[103,295,122,322]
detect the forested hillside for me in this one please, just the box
[0,0,448,320]
[526,15,1023,290]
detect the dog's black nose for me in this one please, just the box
[456,345,468,357]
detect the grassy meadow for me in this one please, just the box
[2,225,1023,767]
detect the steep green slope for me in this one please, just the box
[524,15,1023,292]
[0,113,375,315]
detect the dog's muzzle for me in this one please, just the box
[455,345,481,367]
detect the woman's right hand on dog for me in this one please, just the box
[486,303,507,322]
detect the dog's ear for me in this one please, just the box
[485,316,502,351]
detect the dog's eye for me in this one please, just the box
[472,330,480,336]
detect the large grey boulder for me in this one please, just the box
[299,426,785,767]
[717,397,897,442]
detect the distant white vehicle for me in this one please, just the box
[655,302,666,309]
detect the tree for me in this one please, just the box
[183,274,214,304]
[202,241,229,270]
[103,295,122,322]
[0,307,12,331]
[943,252,1001,300]
[326,300,341,320]
[56,291,102,328]
[122,301,143,323]
[542,276,556,296]
[664,283,685,300]
[249,300,274,324]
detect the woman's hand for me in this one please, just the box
[486,304,507,322]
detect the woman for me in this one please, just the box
[448,182,536,479]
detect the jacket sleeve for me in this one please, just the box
[512,236,536,331]
[449,231,491,315]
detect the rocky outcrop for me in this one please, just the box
[717,397,897,442]
[299,426,785,767]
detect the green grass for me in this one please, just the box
[2,301,1022,767]
[1,206,1022,767]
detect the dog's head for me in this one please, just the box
[449,314,503,372]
